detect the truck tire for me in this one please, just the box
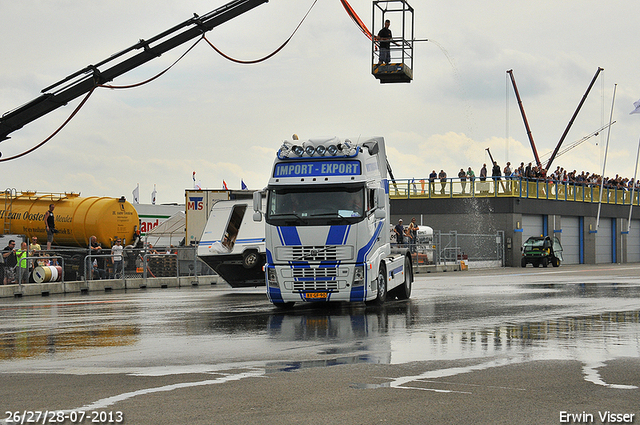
[367,266,387,306]
[242,250,261,269]
[521,258,527,267]
[542,257,549,268]
[391,256,412,300]
[552,257,560,267]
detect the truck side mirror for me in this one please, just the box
[252,191,263,222]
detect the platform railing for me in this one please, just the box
[390,177,640,206]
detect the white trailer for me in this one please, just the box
[197,199,265,287]
[253,136,413,307]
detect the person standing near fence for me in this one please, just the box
[408,217,418,253]
[16,242,29,285]
[111,239,123,279]
[394,219,405,245]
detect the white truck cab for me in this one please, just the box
[254,136,412,308]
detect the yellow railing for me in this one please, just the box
[389,177,640,205]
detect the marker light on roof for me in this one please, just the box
[315,145,326,156]
[326,144,338,156]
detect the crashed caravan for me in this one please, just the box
[197,199,266,287]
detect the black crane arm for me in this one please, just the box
[0,0,268,142]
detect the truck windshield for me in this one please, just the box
[266,184,365,226]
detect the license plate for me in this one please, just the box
[305,292,328,300]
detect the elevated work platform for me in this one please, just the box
[372,62,413,83]
[371,0,415,84]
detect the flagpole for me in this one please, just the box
[595,83,616,231]
[627,136,640,233]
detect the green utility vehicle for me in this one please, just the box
[521,236,563,268]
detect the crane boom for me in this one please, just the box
[0,0,268,142]
[506,69,541,168]
[545,67,603,171]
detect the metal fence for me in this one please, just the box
[393,230,505,267]
[84,246,215,283]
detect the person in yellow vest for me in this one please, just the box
[16,241,29,285]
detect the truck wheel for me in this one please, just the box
[542,257,549,268]
[552,257,560,267]
[242,250,261,269]
[367,267,387,306]
[393,256,412,300]
[521,258,527,267]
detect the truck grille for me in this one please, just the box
[293,268,338,279]
[292,268,339,292]
[277,246,353,262]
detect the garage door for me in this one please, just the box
[561,216,580,264]
[522,215,543,241]
[628,220,640,263]
[596,218,613,264]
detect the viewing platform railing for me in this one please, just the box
[389,177,640,206]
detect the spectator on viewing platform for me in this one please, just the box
[458,169,467,194]
[429,170,437,194]
[479,164,487,181]
[466,167,476,194]
[438,170,447,194]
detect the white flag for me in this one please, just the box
[132,184,139,204]
[631,99,640,115]
[151,184,157,205]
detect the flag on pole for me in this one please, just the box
[241,180,248,190]
[223,180,229,190]
[152,184,157,205]
[132,184,139,204]
[631,99,640,115]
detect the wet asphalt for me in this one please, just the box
[1,264,639,425]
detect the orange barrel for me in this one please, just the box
[0,192,139,248]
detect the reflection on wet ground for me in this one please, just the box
[0,276,638,382]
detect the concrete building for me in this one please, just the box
[389,179,640,267]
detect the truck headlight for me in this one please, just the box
[353,265,365,287]
[268,268,278,287]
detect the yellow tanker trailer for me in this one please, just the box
[1,191,139,248]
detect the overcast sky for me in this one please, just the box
[1,0,639,203]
